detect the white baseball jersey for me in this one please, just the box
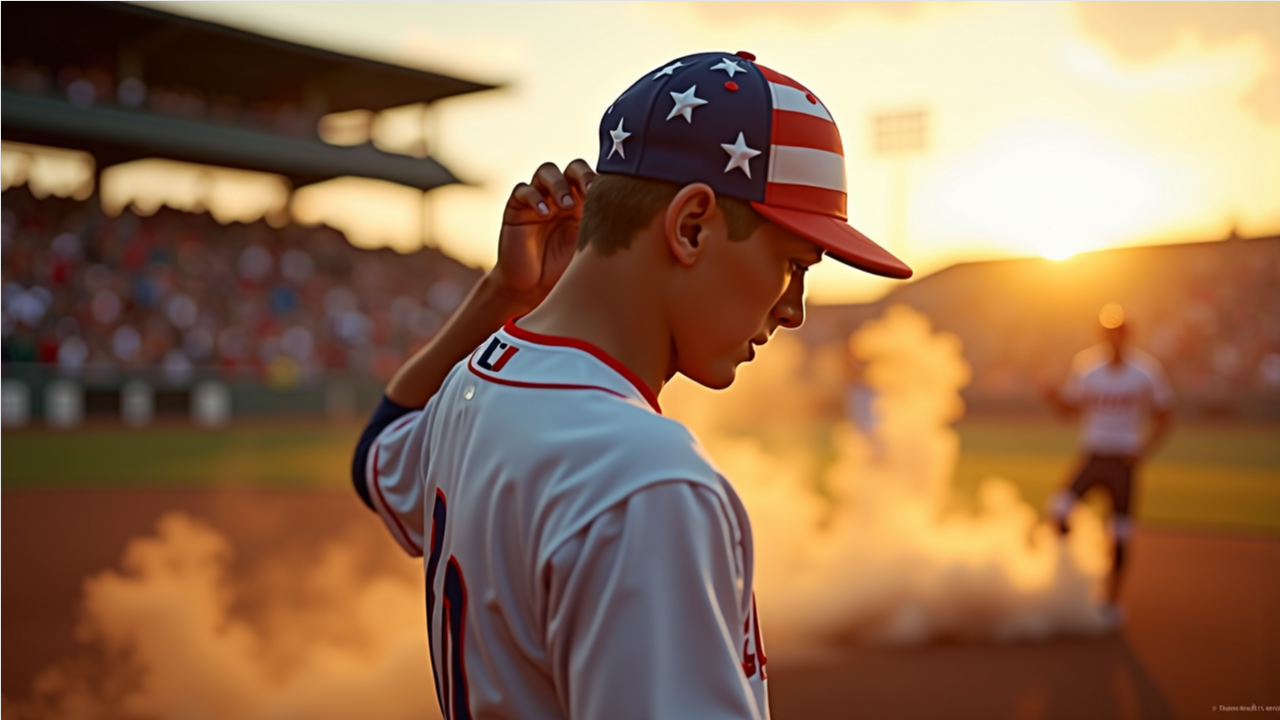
[1062,345,1173,455]
[360,319,769,720]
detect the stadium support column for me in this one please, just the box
[422,102,437,249]
[192,381,231,428]
[121,380,154,427]
[45,380,83,429]
[2,380,31,427]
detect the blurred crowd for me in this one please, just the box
[5,183,1277,404]
[956,238,1280,401]
[4,58,320,138]
[1,188,480,385]
[1142,245,1280,398]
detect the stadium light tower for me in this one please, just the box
[873,109,929,259]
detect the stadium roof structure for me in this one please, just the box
[3,89,459,190]
[1,1,498,190]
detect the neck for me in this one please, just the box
[517,247,671,399]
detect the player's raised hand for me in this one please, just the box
[491,160,596,310]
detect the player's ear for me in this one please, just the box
[664,183,717,266]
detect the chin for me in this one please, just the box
[682,362,738,391]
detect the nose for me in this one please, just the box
[771,277,806,330]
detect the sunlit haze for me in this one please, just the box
[11,1,1279,304]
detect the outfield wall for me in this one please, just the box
[1,363,386,428]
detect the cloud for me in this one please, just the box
[1076,2,1280,122]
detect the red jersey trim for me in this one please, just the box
[502,317,662,413]
[467,362,632,403]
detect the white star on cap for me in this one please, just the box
[710,58,746,77]
[720,132,761,178]
[652,61,685,80]
[666,86,708,123]
[608,117,632,159]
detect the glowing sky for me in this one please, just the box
[32,2,1280,303]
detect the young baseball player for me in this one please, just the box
[1042,304,1173,624]
[352,52,912,719]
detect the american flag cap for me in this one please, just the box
[598,51,912,279]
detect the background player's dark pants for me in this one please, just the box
[1057,454,1136,601]
[1068,454,1135,517]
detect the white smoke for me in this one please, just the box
[664,304,1112,650]
[4,513,440,720]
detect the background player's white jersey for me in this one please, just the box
[1062,345,1173,455]
[361,320,769,720]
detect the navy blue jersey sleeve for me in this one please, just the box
[352,395,418,510]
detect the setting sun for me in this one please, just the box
[1038,229,1080,261]
[920,119,1189,269]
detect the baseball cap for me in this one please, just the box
[597,51,912,280]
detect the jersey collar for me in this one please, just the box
[466,317,663,414]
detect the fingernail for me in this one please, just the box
[537,202,549,215]
[561,194,574,207]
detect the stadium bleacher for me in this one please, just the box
[1,187,479,383]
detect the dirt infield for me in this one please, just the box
[3,487,1277,720]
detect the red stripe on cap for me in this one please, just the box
[771,110,844,155]
[757,64,807,92]
[764,183,847,220]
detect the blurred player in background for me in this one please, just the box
[1041,303,1173,624]
[843,355,885,460]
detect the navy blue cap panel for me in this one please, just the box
[597,53,770,203]
[597,70,655,176]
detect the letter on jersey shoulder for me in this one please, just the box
[352,394,431,557]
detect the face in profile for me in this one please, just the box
[668,217,824,389]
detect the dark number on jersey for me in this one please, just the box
[426,489,473,720]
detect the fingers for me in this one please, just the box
[508,182,551,217]
[532,162,577,211]
[564,159,597,199]
[506,160,597,220]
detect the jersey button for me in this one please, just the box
[463,386,476,400]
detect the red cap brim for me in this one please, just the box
[750,202,913,279]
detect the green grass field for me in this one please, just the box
[1,421,363,491]
[3,418,1278,535]
[952,420,1280,536]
